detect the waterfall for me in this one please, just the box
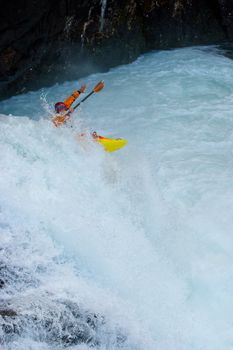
[1,46,233,350]
[64,15,75,39]
[81,7,94,48]
[100,0,107,32]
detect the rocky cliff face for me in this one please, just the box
[0,0,232,100]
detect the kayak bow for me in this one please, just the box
[95,135,128,152]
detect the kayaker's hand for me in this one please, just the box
[69,107,74,113]
[79,84,86,93]
[52,115,70,127]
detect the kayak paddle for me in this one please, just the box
[73,80,105,111]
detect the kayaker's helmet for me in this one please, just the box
[55,102,67,113]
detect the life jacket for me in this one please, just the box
[63,90,81,109]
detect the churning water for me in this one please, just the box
[1,46,233,350]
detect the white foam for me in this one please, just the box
[1,46,233,349]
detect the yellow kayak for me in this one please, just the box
[95,135,128,152]
[78,132,128,152]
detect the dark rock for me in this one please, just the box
[0,279,5,288]
[0,309,17,317]
[219,0,233,38]
[0,0,233,100]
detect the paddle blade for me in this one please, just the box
[94,81,105,93]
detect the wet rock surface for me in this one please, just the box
[0,230,130,349]
[0,0,233,99]
[0,296,130,348]
[0,298,107,347]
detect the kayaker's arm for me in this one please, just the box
[63,85,86,109]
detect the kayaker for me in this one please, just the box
[52,85,86,126]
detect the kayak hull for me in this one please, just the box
[95,136,128,152]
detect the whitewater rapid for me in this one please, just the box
[1,46,233,350]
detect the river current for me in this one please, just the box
[1,46,233,350]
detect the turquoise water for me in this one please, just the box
[1,46,233,350]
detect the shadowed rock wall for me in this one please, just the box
[0,0,232,99]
